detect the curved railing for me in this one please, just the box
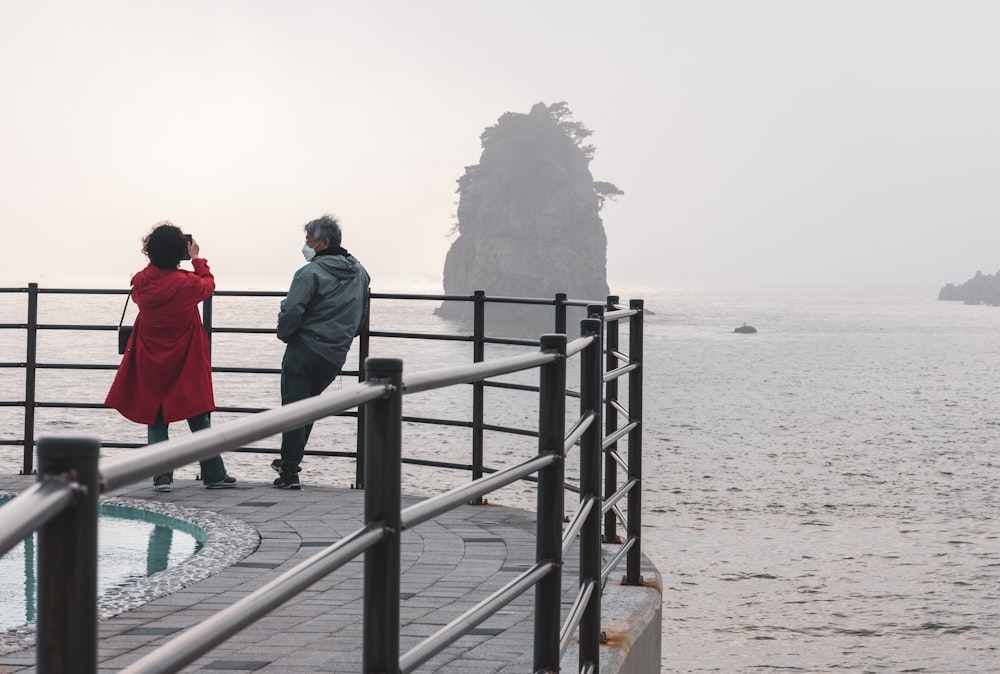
[0,285,644,673]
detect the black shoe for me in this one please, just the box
[273,473,301,490]
[206,475,237,489]
[271,459,300,474]
[153,475,172,492]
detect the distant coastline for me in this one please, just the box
[939,270,1000,305]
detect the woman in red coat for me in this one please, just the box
[105,222,236,491]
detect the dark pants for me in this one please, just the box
[148,409,228,484]
[278,344,342,474]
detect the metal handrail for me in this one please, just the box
[0,478,76,557]
[120,522,390,674]
[100,381,390,491]
[0,285,645,673]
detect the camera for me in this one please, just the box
[181,233,193,261]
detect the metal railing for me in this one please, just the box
[0,285,645,672]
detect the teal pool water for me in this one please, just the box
[0,499,202,631]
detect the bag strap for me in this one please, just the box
[117,290,133,329]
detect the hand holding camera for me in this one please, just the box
[182,234,200,261]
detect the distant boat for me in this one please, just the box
[734,324,757,334]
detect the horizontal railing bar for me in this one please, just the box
[0,478,76,557]
[370,292,472,301]
[562,496,595,559]
[212,290,286,297]
[212,367,281,375]
[603,477,639,515]
[603,421,638,450]
[565,335,595,358]
[36,364,118,371]
[606,449,629,472]
[602,537,637,584]
[482,380,538,393]
[399,560,555,673]
[35,288,129,295]
[483,336,542,348]
[401,415,471,429]
[401,453,558,530]
[560,579,597,658]
[604,362,639,383]
[369,330,472,343]
[209,327,276,335]
[481,422,537,438]
[119,522,389,674]
[399,456,474,472]
[403,351,559,395]
[564,412,596,454]
[604,308,639,321]
[20,325,119,331]
[608,349,629,364]
[100,381,390,491]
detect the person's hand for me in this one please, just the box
[188,238,201,260]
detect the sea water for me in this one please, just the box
[1,289,998,672]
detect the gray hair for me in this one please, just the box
[304,215,342,247]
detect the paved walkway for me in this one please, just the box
[0,475,659,673]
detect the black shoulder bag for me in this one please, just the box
[117,291,133,355]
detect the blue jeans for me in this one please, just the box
[278,344,342,474]
[148,410,228,484]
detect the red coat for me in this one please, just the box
[105,259,216,424]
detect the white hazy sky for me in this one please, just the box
[2,1,998,297]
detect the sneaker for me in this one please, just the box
[273,473,301,490]
[270,459,300,474]
[205,475,237,489]
[153,475,172,492]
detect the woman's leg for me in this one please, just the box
[188,413,230,485]
[148,408,173,488]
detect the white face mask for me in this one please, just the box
[302,243,316,262]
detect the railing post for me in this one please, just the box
[597,299,621,544]
[355,289,372,489]
[534,334,566,672]
[624,300,644,585]
[201,294,213,354]
[554,292,568,335]
[22,283,39,475]
[471,290,486,495]
[579,318,604,672]
[36,436,100,674]
[363,357,403,674]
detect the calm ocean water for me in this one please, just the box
[2,289,999,672]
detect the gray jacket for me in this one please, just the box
[276,250,370,368]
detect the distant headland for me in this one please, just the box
[938,270,1000,305]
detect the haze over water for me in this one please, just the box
[2,289,999,671]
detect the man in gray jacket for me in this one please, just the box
[273,214,370,489]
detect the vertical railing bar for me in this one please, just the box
[363,357,403,673]
[22,283,39,475]
[554,292,568,335]
[202,294,213,353]
[36,436,100,674]
[533,333,566,672]
[355,289,372,489]
[579,317,604,671]
[601,298,621,544]
[471,291,486,499]
[624,299,644,585]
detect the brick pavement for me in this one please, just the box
[0,476,658,673]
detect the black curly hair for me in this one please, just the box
[142,221,188,269]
